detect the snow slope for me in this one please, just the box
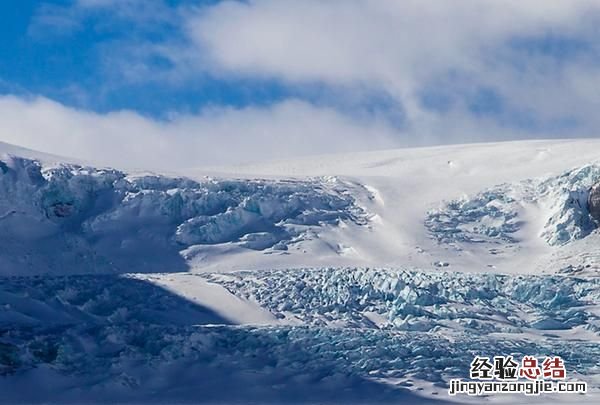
[4,138,600,276]
[196,138,600,275]
[1,139,600,404]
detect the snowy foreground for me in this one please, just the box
[1,140,600,404]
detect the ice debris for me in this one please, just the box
[426,164,600,247]
[0,156,369,273]
[206,267,600,334]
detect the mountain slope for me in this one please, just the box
[5,139,600,275]
[1,139,600,404]
[196,139,600,275]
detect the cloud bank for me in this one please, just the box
[0,96,398,170]
[3,0,600,169]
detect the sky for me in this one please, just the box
[1,0,600,169]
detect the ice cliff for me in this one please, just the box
[0,155,368,275]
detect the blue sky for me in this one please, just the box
[0,0,256,115]
[1,1,600,169]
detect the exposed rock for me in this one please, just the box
[588,183,600,223]
[49,202,74,218]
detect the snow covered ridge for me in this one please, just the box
[206,267,600,333]
[426,164,600,248]
[0,155,369,274]
[539,165,600,245]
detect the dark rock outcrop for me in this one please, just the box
[588,183,600,222]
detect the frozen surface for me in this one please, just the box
[426,164,600,253]
[1,269,599,404]
[0,154,368,275]
[206,268,600,334]
[2,140,600,404]
[425,184,526,246]
[538,165,600,245]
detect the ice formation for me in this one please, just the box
[0,155,368,275]
[1,269,598,402]
[207,267,600,333]
[425,185,524,246]
[426,164,600,248]
[2,144,600,403]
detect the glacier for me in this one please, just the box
[426,163,600,249]
[2,141,600,404]
[0,155,368,275]
[206,267,600,333]
[1,268,599,403]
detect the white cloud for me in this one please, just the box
[187,1,593,83]
[0,96,400,170]
[184,0,600,134]
[13,0,600,169]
